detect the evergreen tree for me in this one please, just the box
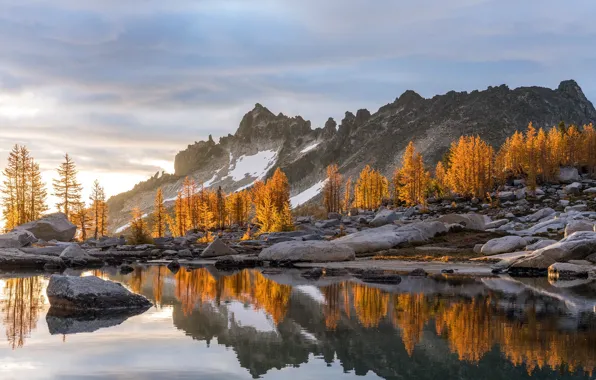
[130,207,151,244]
[53,153,82,219]
[72,202,91,241]
[89,180,107,239]
[152,188,166,238]
[323,164,342,213]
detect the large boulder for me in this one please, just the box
[564,220,594,238]
[334,221,447,254]
[259,241,355,262]
[558,167,580,183]
[369,209,400,227]
[437,214,486,231]
[200,238,237,258]
[46,275,152,311]
[14,213,76,242]
[548,262,595,280]
[0,230,36,248]
[481,236,527,255]
[0,248,64,269]
[510,231,596,270]
[60,245,103,267]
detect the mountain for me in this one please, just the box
[107,80,596,232]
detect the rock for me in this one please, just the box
[0,248,65,269]
[315,219,341,229]
[153,237,174,246]
[327,212,342,220]
[409,268,427,276]
[523,208,555,223]
[369,209,400,227]
[565,204,588,213]
[167,260,180,273]
[584,187,596,194]
[177,249,193,258]
[119,264,134,274]
[214,255,263,269]
[564,220,594,237]
[473,244,484,254]
[548,262,594,280]
[200,238,237,258]
[441,269,455,274]
[259,241,355,262]
[14,213,76,242]
[558,167,580,183]
[564,182,582,195]
[97,237,126,249]
[0,230,37,248]
[514,188,526,200]
[485,219,509,229]
[511,231,596,270]
[20,246,66,256]
[349,208,359,216]
[525,239,557,250]
[560,200,570,207]
[437,214,486,230]
[335,221,447,254]
[46,275,152,311]
[46,307,149,335]
[60,245,103,267]
[481,236,527,255]
[355,270,401,284]
[498,191,516,202]
[301,268,324,279]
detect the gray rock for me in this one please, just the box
[370,209,400,227]
[565,204,588,213]
[523,208,555,223]
[481,236,527,255]
[564,220,594,237]
[548,262,594,280]
[473,244,484,254]
[259,241,355,262]
[525,239,557,250]
[46,275,152,311]
[97,237,126,249]
[564,182,582,195]
[0,248,65,269]
[178,249,193,258]
[214,255,264,269]
[498,191,516,202]
[0,230,37,248]
[437,213,486,230]
[584,187,596,194]
[558,167,580,183]
[200,238,237,258]
[327,212,342,220]
[334,221,447,254]
[315,219,341,229]
[60,245,102,267]
[20,246,65,256]
[485,219,509,229]
[14,213,76,242]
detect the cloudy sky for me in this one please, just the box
[1,0,596,211]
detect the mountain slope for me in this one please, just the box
[107,80,596,232]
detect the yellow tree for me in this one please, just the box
[524,123,538,191]
[446,136,494,198]
[52,153,82,220]
[395,142,429,206]
[72,202,91,241]
[89,180,107,240]
[343,176,353,212]
[354,165,388,210]
[323,164,342,213]
[152,188,166,238]
[172,191,187,237]
[434,161,448,197]
[130,207,151,244]
[582,124,596,176]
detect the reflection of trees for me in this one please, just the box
[1,277,44,349]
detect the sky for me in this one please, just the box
[1,0,596,214]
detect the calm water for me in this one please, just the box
[0,266,595,380]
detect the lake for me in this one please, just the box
[0,266,594,379]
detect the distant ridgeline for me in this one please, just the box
[107,80,596,232]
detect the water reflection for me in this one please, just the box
[0,267,595,379]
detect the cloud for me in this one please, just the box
[0,0,595,204]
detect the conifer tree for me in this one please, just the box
[130,207,151,244]
[434,161,448,198]
[72,202,91,241]
[152,188,166,238]
[215,186,226,230]
[89,180,107,240]
[27,159,47,221]
[173,191,186,237]
[343,176,353,212]
[395,142,429,206]
[53,153,82,220]
[323,164,342,213]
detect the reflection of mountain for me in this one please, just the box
[1,276,44,349]
[2,268,596,379]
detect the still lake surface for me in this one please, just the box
[0,266,594,379]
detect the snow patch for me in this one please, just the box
[294,285,326,303]
[228,150,277,182]
[226,301,277,333]
[300,142,320,154]
[290,180,327,208]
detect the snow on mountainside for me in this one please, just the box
[107,80,596,232]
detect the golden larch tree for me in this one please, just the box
[152,188,166,238]
[323,164,342,213]
[52,153,82,220]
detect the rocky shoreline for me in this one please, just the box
[2,169,596,283]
